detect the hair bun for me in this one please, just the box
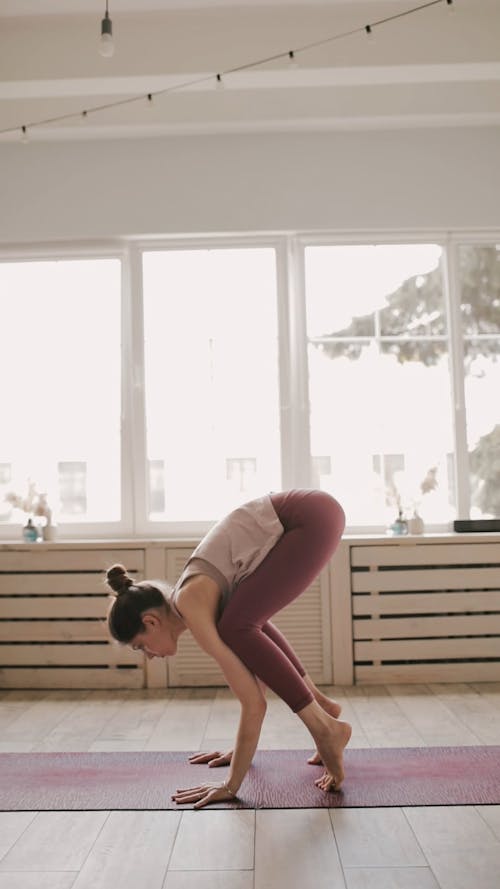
[106,563,134,595]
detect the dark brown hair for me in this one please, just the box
[106,563,170,643]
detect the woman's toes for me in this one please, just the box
[308,751,323,765]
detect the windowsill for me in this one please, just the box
[0,537,201,548]
[1,530,500,549]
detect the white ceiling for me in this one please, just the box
[0,0,408,15]
[0,0,498,141]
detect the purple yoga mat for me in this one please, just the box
[1,747,499,810]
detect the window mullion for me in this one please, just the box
[275,239,293,490]
[286,237,312,488]
[123,245,148,534]
[443,239,470,518]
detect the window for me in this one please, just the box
[1,235,498,538]
[226,457,258,493]
[58,461,87,515]
[0,464,11,485]
[459,244,500,519]
[142,247,281,522]
[304,244,455,527]
[148,459,166,516]
[372,454,405,505]
[311,456,331,489]
[0,257,122,529]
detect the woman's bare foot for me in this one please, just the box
[307,691,342,764]
[316,693,342,720]
[313,718,352,791]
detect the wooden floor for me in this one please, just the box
[1,682,500,888]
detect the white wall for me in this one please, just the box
[1,125,499,243]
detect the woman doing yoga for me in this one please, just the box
[106,488,351,808]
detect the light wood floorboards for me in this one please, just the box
[0,682,499,888]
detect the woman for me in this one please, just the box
[106,488,351,809]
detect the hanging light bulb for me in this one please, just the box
[99,2,114,58]
[2,0,455,141]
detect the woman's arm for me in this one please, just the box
[172,581,266,807]
[188,680,268,768]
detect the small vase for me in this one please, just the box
[22,518,39,542]
[389,509,408,536]
[42,521,57,541]
[408,511,425,535]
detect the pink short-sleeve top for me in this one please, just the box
[171,493,284,617]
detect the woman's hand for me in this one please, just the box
[172,781,237,809]
[188,749,233,767]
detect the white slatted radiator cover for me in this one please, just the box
[351,541,500,684]
[0,548,145,689]
[166,548,332,687]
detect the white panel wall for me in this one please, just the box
[1,126,499,243]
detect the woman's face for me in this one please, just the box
[130,611,178,658]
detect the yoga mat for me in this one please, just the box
[1,747,499,811]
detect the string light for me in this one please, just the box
[1,0,454,140]
[365,24,375,40]
[99,1,114,58]
[288,51,299,69]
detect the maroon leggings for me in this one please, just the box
[217,489,345,712]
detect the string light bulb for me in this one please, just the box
[1,0,458,144]
[99,2,114,58]
[288,50,299,69]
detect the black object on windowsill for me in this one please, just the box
[454,519,500,533]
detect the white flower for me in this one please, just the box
[5,481,51,519]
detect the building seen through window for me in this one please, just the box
[58,462,87,516]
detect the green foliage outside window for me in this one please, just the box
[314,246,500,516]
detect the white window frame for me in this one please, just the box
[0,241,133,540]
[297,229,500,533]
[1,229,499,540]
[447,232,500,521]
[130,234,289,538]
